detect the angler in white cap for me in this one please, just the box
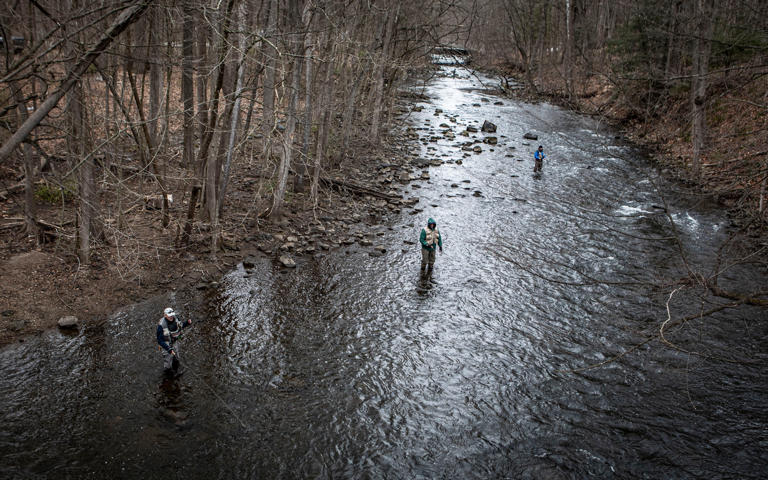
[156,307,192,373]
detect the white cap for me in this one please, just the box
[164,307,175,317]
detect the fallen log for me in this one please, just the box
[320,176,401,201]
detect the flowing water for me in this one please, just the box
[2,67,767,479]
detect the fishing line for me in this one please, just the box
[165,319,285,467]
[172,354,248,429]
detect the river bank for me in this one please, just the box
[0,86,436,345]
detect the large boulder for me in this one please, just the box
[481,120,497,133]
[523,132,538,140]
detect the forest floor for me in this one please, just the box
[0,89,431,346]
[481,59,768,227]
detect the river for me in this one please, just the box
[1,67,766,479]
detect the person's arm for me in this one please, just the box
[438,231,443,251]
[419,229,429,249]
[182,317,192,329]
[157,324,171,352]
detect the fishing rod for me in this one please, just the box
[170,352,248,430]
[162,314,286,468]
[165,320,248,429]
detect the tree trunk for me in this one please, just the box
[294,22,314,194]
[261,0,278,162]
[564,0,575,99]
[340,68,365,163]
[369,3,399,144]
[218,8,248,216]
[311,37,335,207]
[271,37,303,218]
[760,159,767,217]
[181,0,198,245]
[148,8,163,150]
[71,80,92,264]
[196,10,209,141]
[11,80,39,242]
[691,0,713,178]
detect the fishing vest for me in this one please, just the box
[424,227,440,247]
[159,317,182,343]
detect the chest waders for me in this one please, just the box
[159,318,182,371]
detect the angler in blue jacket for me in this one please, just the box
[534,145,545,173]
[157,307,191,372]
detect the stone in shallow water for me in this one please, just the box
[242,255,258,269]
[279,255,296,268]
[58,316,79,329]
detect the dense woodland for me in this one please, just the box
[1,0,766,269]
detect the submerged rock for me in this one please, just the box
[242,255,258,269]
[523,132,538,140]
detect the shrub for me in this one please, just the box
[35,181,76,204]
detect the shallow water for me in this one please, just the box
[1,67,766,479]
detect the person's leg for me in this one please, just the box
[171,343,180,370]
[421,248,429,270]
[427,249,436,269]
[163,349,173,370]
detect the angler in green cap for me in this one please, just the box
[419,218,443,271]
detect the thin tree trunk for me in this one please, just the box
[148,9,163,150]
[340,68,364,163]
[295,6,315,194]
[11,80,39,241]
[564,0,574,99]
[271,38,302,218]
[691,0,713,178]
[71,80,93,264]
[369,3,398,144]
[261,0,278,162]
[181,0,197,245]
[760,159,767,216]
[127,69,170,226]
[196,10,209,141]
[311,38,334,206]
[218,11,248,216]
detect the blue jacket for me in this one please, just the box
[534,150,546,160]
[156,317,191,352]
